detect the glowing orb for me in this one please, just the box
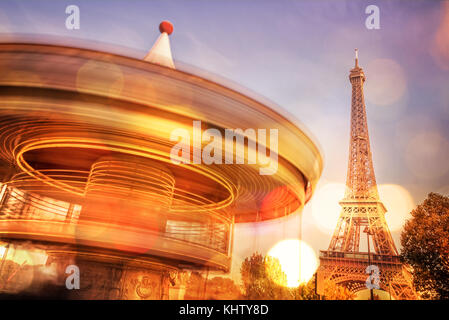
[365,59,407,106]
[378,184,415,232]
[311,182,346,233]
[267,239,318,288]
[405,131,449,180]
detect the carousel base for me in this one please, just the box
[45,248,181,300]
[0,241,186,300]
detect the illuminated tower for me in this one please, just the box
[317,50,417,300]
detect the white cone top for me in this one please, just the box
[144,30,175,69]
[144,32,175,69]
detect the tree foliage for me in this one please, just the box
[240,252,353,300]
[204,276,243,300]
[184,271,242,300]
[240,252,292,299]
[321,279,355,300]
[291,277,318,300]
[184,271,205,299]
[401,192,449,299]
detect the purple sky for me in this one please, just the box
[1,0,448,283]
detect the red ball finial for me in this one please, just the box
[159,21,174,35]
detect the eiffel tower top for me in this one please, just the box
[349,48,366,81]
[344,49,379,201]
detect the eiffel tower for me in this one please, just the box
[316,50,417,300]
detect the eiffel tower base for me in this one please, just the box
[317,251,417,300]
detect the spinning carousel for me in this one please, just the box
[0,22,322,299]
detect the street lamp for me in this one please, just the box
[364,226,374,300]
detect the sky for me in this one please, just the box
[0,0,448,284]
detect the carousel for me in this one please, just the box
[0,21,322,299]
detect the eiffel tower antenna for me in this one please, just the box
[316,51,417,300]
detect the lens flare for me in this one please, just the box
[430,1,449,71]
[267,239,318,288]
[405,131,449,180]
[11,247,47,266]
[365,59,407,107]
[1,249,36,293]
[311,182,346,233]
[311,182,415,234]
[378,184,415,232]
[76,59,124,97]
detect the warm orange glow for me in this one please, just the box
[311,181,346,233]
[431,1,449,70]
[310,182,414,234]
[267,239,318,287]
[76,59,124,96]
[0,246,47,266]
[378,184,415,232]
[0,43,322,294]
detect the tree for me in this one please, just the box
[240,252,293,299]
[204,276,243,300]
[291,278,318,300]
[401,192,449,299]
[294,274,354,300]
[240,252,355,300]
[321,279,355,300]
[184,271,206,299]
[184,271,243,300]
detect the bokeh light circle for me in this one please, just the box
[430,1,449,71]
[378,184,415,232]
[311,182,346,233]
[267,239,318,288]
[310,182,415,234]
[405,131,449,180]
[76,59,124,97]
[365,59,407,107]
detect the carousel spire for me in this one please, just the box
[144,21,175,69]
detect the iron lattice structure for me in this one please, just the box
[317,52,417,300]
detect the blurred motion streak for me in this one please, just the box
[0,33,322,298]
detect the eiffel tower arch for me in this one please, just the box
[316,50,417,300]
